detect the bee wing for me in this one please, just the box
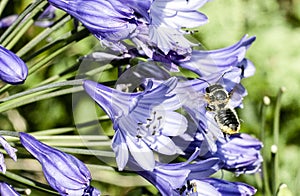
[228,83,247,108]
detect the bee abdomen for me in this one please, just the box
[215,108,240,134]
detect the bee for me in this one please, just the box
[201,75,241,135]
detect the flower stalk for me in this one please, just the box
[0,0,48,48]
[260,96,271,196]
[271,87,285,195]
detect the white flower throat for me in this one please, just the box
[136,111,163,139]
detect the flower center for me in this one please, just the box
[135,111,163,139]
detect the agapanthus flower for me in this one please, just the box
[0,182,20,196]
[147,0,209,54]
[19,132,101,196]
[48,0,209,55]
[0,135,17,173]
[179,35,256,77]
[131,147,221,195]
[0,45,28,84]
[183,132,263,175]
[129,0,210,57]
[83,77,187,171]
[0,15,18,28]
[134,148,256,195]
[213,133,263,175]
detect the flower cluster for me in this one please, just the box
[0,0,264,195]
[48,0,209,56]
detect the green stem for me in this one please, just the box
[30,127,76,136]
[24,28,90,63]
[0,0,44,43]
[0,0,9,17]
[0,130,19,137]
[273,87,285,151]
[33,135,109,141]
[42,141,111,147]
[0,79,83,103]
[0,0,48,47]
[5,19,34,50]
[0,86,83,113]
[272,87,285,195]
[16,14,71,58]
[271,144,278,196]
[260,96,271,196]
[56,147,115,157]
[0,171,59,195]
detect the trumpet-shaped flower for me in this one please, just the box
[0,182,20,196]
[0,135,17,173]
[132,148,221,195]
[83,77,187,171]
[0,46,28,84]
[214,133,263,175]
[134,147,256,195]
[179,35,256,77]
[19,132,100,196]
[183,132,263,176]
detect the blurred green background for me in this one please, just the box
[2,0,300,195]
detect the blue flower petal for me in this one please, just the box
[49,0,137,41]
[203,178,257,195]
[0,135,17,162]
[111,130,129,171]
[126,134,155,171]
[160,111,187,136]
[0,45,28,84]
[179,35,256,77]
[0,15,18,28]
[0,135,17,173]
[215,133,263,175]
[0,182,20,196]
[83,80,141,121]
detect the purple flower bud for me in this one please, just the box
[215,133,263,175]
[48,0,137,42]
[0,182,20,196]
[0,15,18,28]
[34,5,56,27]
[0,135,17,173]
[0,46,28,84]
[19,132,100,196]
